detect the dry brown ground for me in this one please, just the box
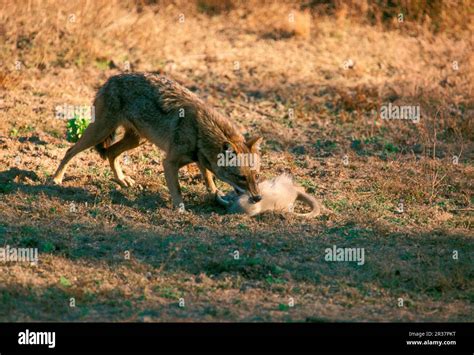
[0,1,473,321]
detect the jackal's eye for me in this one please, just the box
[255,174,260,181]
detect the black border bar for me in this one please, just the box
[0,322,472,353]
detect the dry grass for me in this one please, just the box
[0,0,473,322]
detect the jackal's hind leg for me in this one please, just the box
[52,119,116,184]
[105,129,141,188]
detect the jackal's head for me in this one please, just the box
[213,136,263,203]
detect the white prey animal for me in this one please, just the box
[216,174,321,217]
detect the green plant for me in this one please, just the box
[66,116,90,143]
[9,128,19,137]
[59,276,71,287]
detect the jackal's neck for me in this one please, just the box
[195,105,244,150]
[157,74,244,154]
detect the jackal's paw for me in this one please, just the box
[51,176,63,185]
[115,176,135,188]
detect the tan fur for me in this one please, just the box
[216,174,321,217]
[52,73,262,209]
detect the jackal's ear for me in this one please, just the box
[246,136,263,152]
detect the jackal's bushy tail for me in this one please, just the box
[91,91,120,159]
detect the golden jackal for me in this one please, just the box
[52,73,263,209]
[216,174,321,217]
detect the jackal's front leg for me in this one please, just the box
[163,158,185,211]
[197,164,218,195]
[197,156,221,203]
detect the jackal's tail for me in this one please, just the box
[295,191,321,218]
[94,131,117,159]
[91,93,119,159]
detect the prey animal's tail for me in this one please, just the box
[294,190,321,218]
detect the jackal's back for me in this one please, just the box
[95,73,242,149]
[96,73,203,122]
